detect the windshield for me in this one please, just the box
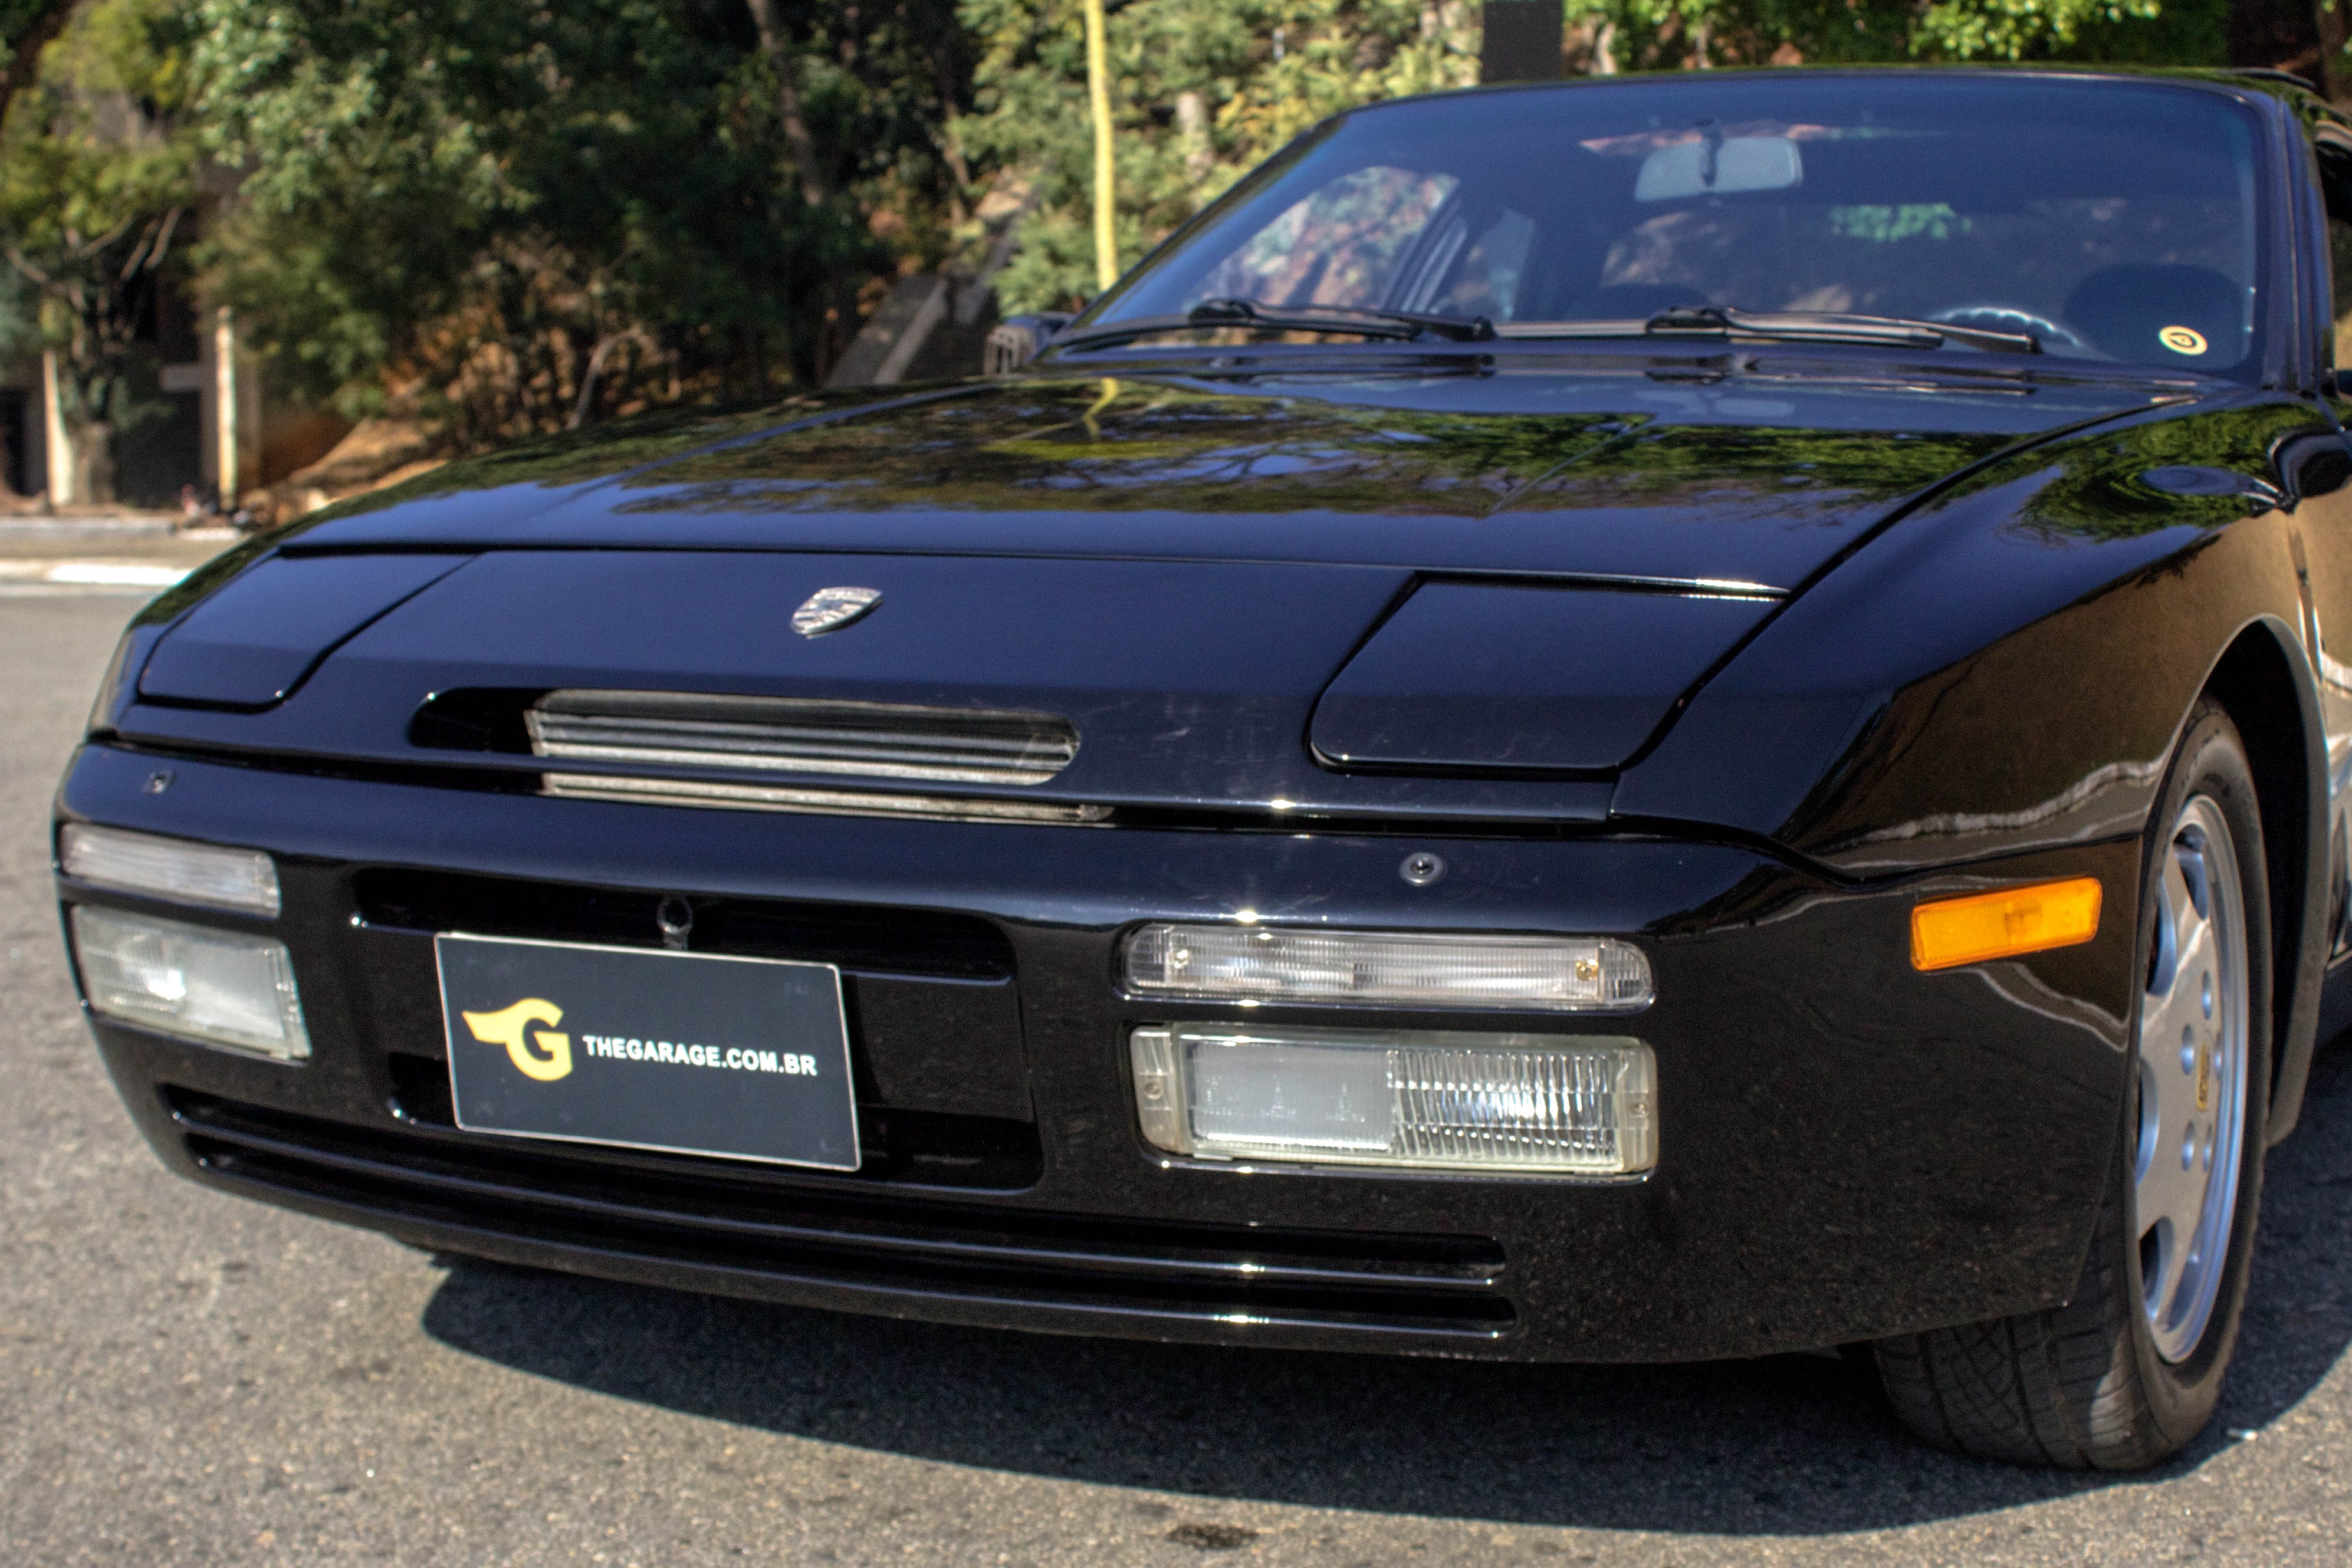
[1083,74,2266,375]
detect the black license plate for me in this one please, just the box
[435,933,860,1171]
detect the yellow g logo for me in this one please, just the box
[2159,325,2209,356]
[462,997,573,1082]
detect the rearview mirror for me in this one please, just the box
[1635,136,1803,202]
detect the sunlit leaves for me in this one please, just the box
[963,0,1477,315]
[0,0,202,496]
[1562,0,2220,68]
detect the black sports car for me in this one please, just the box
[57,67,2352,1470]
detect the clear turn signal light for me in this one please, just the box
[70,905,310,1060]
[1130,1023,1655,1173]
[60,824,281,915]
[1124,925,1652,1011]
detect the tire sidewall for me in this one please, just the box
[2123,702,2272,1447]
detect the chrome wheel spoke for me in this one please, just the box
[2147,844,2193,999]
[2135,1110,2203,1309]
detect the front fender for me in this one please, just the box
[1615,394,2333,1140]
[1615,397,2311,862]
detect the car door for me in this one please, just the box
[2294,110,2352,960]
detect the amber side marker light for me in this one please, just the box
[1911,877,2103,972]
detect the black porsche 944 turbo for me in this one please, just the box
[56,66,2352,1469]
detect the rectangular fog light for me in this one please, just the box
[70,905,310,1060]
[1124,925,1651,1011]
[1130,1024,1655,1173]
[60,824,281,915]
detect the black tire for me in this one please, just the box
[1875,699,2274,1468]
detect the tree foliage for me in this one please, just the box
[963,0,1479,314]
[0,0,2273,491]
[0,0,198,501]
[189,0,973,443]
[0,0,78,125]
[963,0,2237,316]
[1561,0,2228,73]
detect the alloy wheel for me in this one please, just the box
[2133,793,2252,1364]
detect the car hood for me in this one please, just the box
[281,359,2169,589]
[115,360,2176,821]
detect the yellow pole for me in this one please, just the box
[1082,0,1116,293]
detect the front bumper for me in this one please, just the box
[58,740,2138,1362]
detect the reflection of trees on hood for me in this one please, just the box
[1771,400,2315,869]
[2000,402,2320,543]
[1520,423,2006,520]
[617,377,2011,519]
[632,380,1602,515]
[301,396,841,526]
[293,372,2046,529]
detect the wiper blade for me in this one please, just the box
[1496,305,2039,355]
[1648,305,2039,354]
[1050,297,1495,352]
[1188,297,1498,343]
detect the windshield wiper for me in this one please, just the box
[1190,297,1499,342]
[1648,305,2039,354]
[1498,304,2038,355]
[1050,296,1496,353]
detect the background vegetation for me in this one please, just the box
[0,0,2324,498]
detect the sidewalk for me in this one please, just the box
[0,517,239,593]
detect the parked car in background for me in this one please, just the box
[56,67,2352,1470]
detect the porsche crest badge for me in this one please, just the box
[791,586,883,637]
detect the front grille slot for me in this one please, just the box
[537,773,1109,825]
[384,1053,1043,1189]
[528,690,1080,787]
[169,1090,1512,1336]
[354,868,1014,980]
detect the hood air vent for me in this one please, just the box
[525,689,1080,787]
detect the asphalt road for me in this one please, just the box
[5,587,2352,1567]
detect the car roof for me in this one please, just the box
[1347,64,2342,126]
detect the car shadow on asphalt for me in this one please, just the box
[418,1045,2352,1533]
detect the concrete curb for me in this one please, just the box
[0,560,190,593]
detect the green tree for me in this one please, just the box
[189,0,975,447]
[0,0,77,125]
[194,0,826,441]
[961,0,1478,314]
[964,0,2238,320]
[0,0,198,502]
[1565,0,2228,72]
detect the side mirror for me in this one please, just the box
[2311,124,2352,223]
[984,313,1075,374]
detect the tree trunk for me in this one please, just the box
[744,0,830,206]
[1175,90,1213,186]
[570,328,655,429]
[0,1,75,132]
[937,123,973,227]
[73,419,113,507]
[929,41,973,225]
[2320,0,2350,105]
